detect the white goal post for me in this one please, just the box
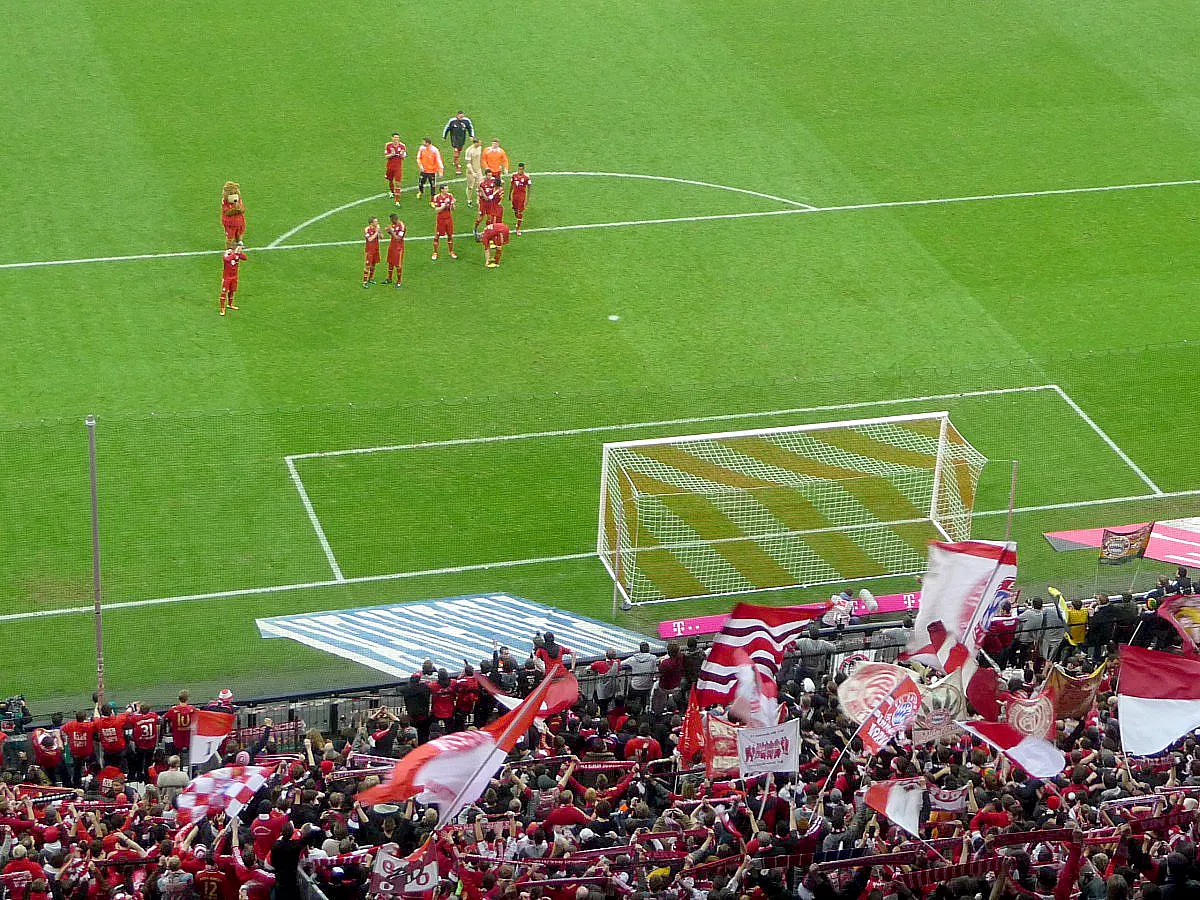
[597,411,987,607]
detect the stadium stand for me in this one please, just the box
[1,577,1198,900]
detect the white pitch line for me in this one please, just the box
[0,551,599,623]
[285,457,345,581]
[1048,385,1163,495]
[4,489,1200,624]
[286,384,1059,461]
[3,177,1198,272]
[267,170,815,247]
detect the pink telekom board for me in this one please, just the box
[656,590,921,640]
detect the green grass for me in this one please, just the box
[3,1,1200,711]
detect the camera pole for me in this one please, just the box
[86,415,105,706]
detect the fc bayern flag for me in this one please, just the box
[904,541,1017,673]
[859,675,921,754]
[1098,523,1153,566]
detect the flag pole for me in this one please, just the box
[435,663,561,827]
[1004,459,1019,543]
[85,415,106,707]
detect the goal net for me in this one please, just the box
[598,412,987,607]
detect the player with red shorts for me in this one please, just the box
[474,174,503,236]
[220,182,246,249]
[482,220,511,268]
[363,217,381,286]
[384,213,405,287]
[385,134,407,205]
[431,186,458,261]
[510,163,531,235]
[219,242,247,316]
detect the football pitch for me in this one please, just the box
[4,1,1200,711]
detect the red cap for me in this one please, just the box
[43,827,60,843]
[319,760,335,775]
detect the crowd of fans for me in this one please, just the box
[1,569,1199,900]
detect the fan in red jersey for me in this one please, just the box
[219,242,247,316]
[164,690,198,755]
[220,182,246,249]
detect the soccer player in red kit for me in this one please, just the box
[363,217,381,286]
[219,242,247,315]
[510,163,531,235]
[384,134,407,206]
[431,186,458,261]
[482,219,511,268]
[220,182,246,249]
[473,174,503,236]
[384,213,405,287]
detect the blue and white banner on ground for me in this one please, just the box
[257,593,661,678]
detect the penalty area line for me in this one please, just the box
[3,488,1199,623]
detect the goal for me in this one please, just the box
[597,411,987,607]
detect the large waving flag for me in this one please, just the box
[360,663,563,824]
[958,719,1065,778]
[904,541,1017,673]
[176,765,273,824]
[189,710,235,766]
[695,602,828,708]
[1117,645,1200,755]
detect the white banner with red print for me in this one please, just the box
[736,719,800,776]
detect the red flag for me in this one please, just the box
[189,710,234,766]
[678,688,706,764]
[859,676,921,754]
[958,719,1065,778]
[538,668,580,717]
[695,602,828,708]
[361,664,565,823]
[474,669,578,717]
[864,777,924,837]
[703,716,740,778]
[1117,644,1200,755]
